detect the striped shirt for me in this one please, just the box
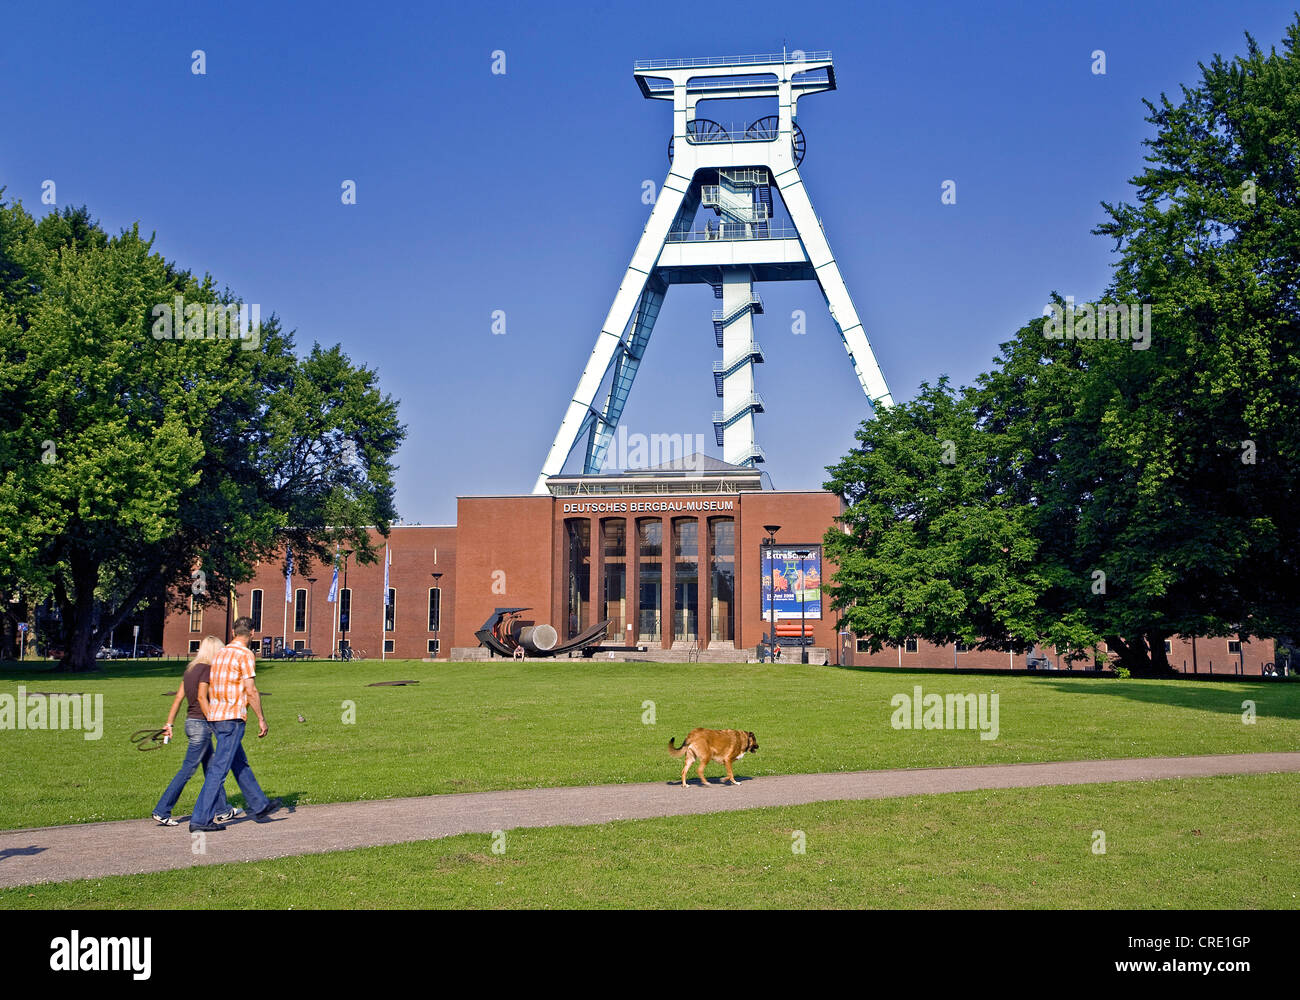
[207,643,257,722]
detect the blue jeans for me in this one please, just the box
[153,719,229,819]
[191,719,271,826]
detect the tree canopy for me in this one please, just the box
[0,197,405,670]
[825,19,1300,675]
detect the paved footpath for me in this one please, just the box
[2,752,1297,889]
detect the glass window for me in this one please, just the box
[672,518,698,642]
[384,589,395,632]
[428,588,441,632]
[637,518,662,642]
[189,598,202,633]
[427,638,440,655]
[339,589,352,632]
[564,519,591,639]
[250,589,263,632]
[601,519,626,640]
[1227,639,1240,654]
[294,589,307,632]
[709,518,734,643]
[904,638,918,653]
[856,638,870,653]
[384,639,394,653]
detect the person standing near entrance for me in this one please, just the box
[189,616,282,833]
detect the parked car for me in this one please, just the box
[134,643,164,658]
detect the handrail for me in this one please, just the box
[712,394,766,426]
[635,52,832,70]
[712,296,764,325]
[713,343,765,374]
[667,226,798,243]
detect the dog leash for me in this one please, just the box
[129,728,168,751]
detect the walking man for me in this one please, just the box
[190,616,282,833]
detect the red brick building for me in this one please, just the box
[162,461,1276,674]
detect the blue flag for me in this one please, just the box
[285,547,294,603]
[327,549,339,603]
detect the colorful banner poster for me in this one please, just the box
[760,546,822,620]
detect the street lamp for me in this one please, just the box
[306,577,317,651]
[795,550,810,664]
[763,525,781,663]
[431,572,443,657]
[340,549,354,657]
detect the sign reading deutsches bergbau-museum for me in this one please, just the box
[560,499,736,514]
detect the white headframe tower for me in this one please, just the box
[533,51,893,494]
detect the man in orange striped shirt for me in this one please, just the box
[190,617,282,832]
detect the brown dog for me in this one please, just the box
[667,728,758,787]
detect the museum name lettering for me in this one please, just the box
[561,500,736,514]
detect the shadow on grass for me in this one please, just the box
[0,658,303,682]
[1029,677,1300,720]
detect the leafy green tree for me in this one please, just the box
[0,198,404,670]
[825,19,1300,676]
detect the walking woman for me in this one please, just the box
[151,636,242,826]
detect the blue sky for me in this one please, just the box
[3,1,1296,523]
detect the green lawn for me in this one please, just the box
[3,773,1295,909]
[0,658,1296,831]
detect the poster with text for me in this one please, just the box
[760,545,822,620]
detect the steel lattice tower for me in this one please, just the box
[534,51,892,493]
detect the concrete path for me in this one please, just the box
[2,752,1297,889]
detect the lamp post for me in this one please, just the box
[795,550,810,664]
[431,571,443,657]
[340,549,353,657]
[306,577,317,651]
[763,525,781,663]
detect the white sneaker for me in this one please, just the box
[214,807,245,823]
[153,813,179,827]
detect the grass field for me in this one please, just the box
[2,773,1295,909]
[1,658,1296,830]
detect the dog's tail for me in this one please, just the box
[667,737,688,757]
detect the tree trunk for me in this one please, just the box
[57,553,101,673]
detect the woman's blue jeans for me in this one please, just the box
[153,718,230,819]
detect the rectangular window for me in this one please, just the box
[955,642,971,653]
[905,638,918,653]
[189,639,201,655]
[339,589,352,632]
[294,589,307,632]
[384,639,394,653]
[428,588,441,632]
[856,638,869,653]
[1164,640,1173,654]
[293,639,305,651]
[189,598,202,633]
[427,638,440,655]
[250,589,263,632]
[708,518,734,643]
[385,589,395,631]
[1227,639,1241,654]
